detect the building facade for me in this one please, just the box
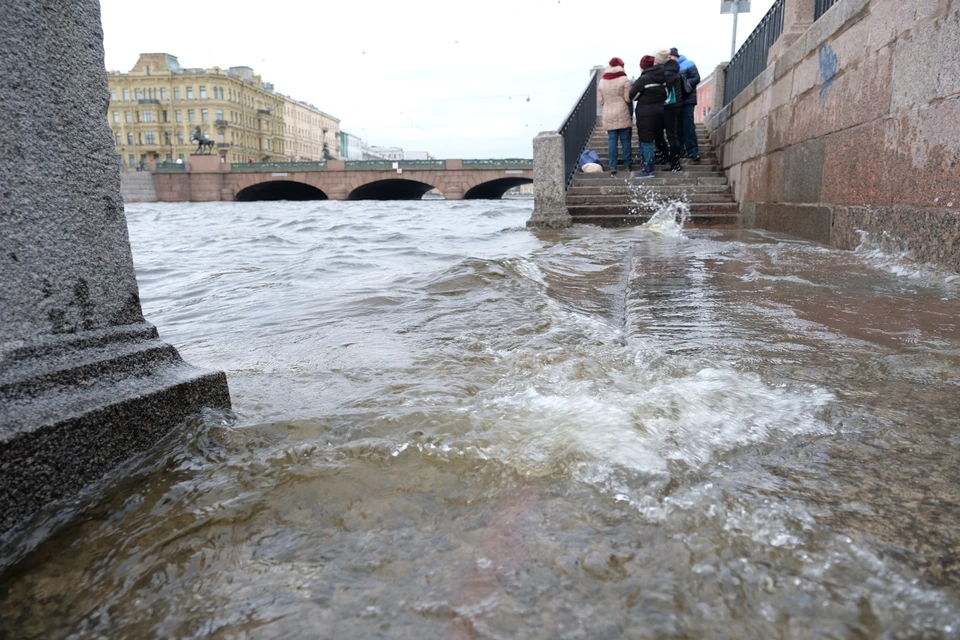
[279,97,341,161]
[108,54,295,169]
[695,72,715,124]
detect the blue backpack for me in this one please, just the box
[579,149,601,170]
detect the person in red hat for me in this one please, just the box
[629,55,668,178]
[597,57,633,175]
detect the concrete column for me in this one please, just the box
[527,132,571,228]
[0,0,230,538]
[768,0,817,63]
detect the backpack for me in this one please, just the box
[679,72,694,100]
[578,149,601,170]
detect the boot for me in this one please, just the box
[639,163,655,178]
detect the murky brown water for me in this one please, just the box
[1,201,958,638]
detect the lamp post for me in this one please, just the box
[721,0,752,59]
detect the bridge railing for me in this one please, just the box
[723,0,786,106]
[344,159,448,170]
[156,162,186,172]
[231,161,328,172]
[559,68,600,190]
[462,159,533,169]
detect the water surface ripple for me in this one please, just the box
[2,200,959,639]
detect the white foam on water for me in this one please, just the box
[634,201,691,237]
[854,230,960,287]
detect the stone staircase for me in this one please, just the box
[566,122,739,227]
[119,171,158,203]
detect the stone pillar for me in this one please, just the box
[527,132,571,228]
[0,0,231,537]
[768,0,816,63]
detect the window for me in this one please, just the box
[125,111,132,123]
[135,89,143,100]
[201,109,208,122]
[186,87,194,99]
[118,154,124,167]
[175,110,182,122]
[177,131,184,144]
[218,131,225,143]
[115,133,121,145]
[127,132,134,145]
[188,110,195,122]
[203,130,209,138]
[143,110,154,122]
[112,111,120,123]
[199,86,207,99]
[165,153,172,162]
[265,139,271,150]
[216,109,223,120]
[178,153,184,161]
[128,154,136,167]
[146,65,151,76]
[162,111,168,123]
[164,132,171,145]
[174,87,181,100]
[161,88,168,100]
[145,131,156,145]
[123,89,130,101]
[110,89,118,101]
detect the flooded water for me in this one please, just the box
[2,200,959,639]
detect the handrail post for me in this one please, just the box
[768,0,816,64]
[528,132,571,228]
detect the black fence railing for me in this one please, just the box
[558,69,600,190]
[723,0,786,105]
[815,0,839,20]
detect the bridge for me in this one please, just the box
[143,155,532,202]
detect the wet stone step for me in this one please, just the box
[568,202,739,215]
[570,177,729,187]
[567,193,735,205]
[568,185,731,196]
[569,213,741,228]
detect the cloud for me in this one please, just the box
[99,0,776,158]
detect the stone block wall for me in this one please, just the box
[709,0,960,272]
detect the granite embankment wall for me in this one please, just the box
[709,0,960,272]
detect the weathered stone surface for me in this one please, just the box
[783,139,825,204]
[832,205,960,271]
[754,203,833,243]
[0,0,231,538]
[821,121,891,206]
[528,132,571,228]
[891,3,960,110]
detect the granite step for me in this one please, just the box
[567,193,735,205]
[569,184,731,196]
[570,212,741,228]
[569,202,739,217]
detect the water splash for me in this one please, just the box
[635,201,690,236]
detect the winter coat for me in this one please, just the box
[629,65,667,143]
[678,55,701,106]
[662,59,682,110]
[598,66,633,131]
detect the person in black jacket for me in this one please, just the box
[672,47,702,163]
[661,49,684,172]
[629,54,667,178]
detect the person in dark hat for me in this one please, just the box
[629,53,668,178]
[670,47,702,163]
[662,49,684,172]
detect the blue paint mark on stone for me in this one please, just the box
[819,44,839,98]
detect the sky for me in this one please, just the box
[99,0,775,159]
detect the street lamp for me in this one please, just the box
[721,0,752,59]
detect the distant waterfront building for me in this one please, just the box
[279,97,340,161]
[402,150,434,160]
[340,131,366,160]
[367,146,404,161]
[107,53,341,170]
[695,72,715,124]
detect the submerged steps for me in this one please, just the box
[567,125,739,228]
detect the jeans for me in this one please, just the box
[639,141,656,167]
[681,104,700,159]
[607,127,633,169]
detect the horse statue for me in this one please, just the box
[190,126,215,154]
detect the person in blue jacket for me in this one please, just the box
[671,47,701,163]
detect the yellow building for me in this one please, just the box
[107,53,288,169]
[279,97,341,162]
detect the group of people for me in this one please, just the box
[597,48,701,178]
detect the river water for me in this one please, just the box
[2,200,959,638]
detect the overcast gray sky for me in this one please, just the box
[99,0,775,159]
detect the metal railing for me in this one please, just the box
[231,161,328,172]
[815,0,839,20]
[558,69,600,190]
[723,0,785,105]
[462,159,533,169]
[156,162,185,172]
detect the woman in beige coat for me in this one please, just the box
[598,57,633,174]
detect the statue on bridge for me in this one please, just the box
[190,126,215,154]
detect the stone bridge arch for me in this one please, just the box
[235,180,328,201]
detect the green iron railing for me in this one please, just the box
[231,161,328,172]
[156,162,186,172]
[462,159,533,169]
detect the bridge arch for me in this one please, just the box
[235,180,328,202]
[348,179,439,201]
[463,177,533,200]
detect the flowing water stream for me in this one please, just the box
[1,200,959,638]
